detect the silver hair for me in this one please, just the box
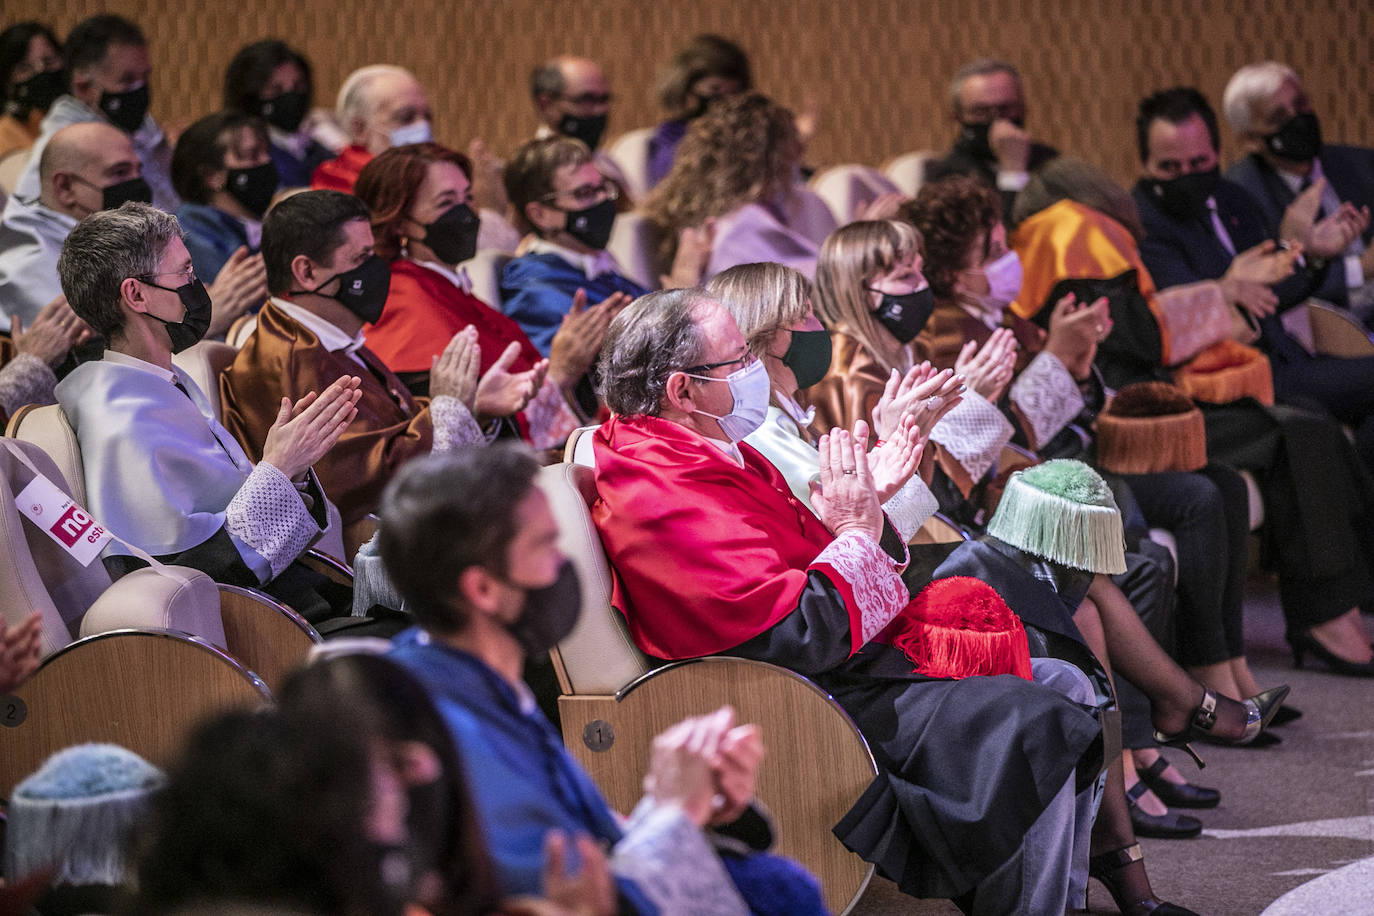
[597,288,711,417]
[57,202,183,339]
[948,58,1021,115]
[335,64,414,128]
[1222,62,1299,134]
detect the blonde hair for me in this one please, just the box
[814,220,923,374]
[643,93,801,267]
[705,262,812,358]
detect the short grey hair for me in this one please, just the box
[949,58,1021,115]
[336,64,413,128]
[58,202,183,339]
[529,58,566,100]
[1222,61,1300,134]
[598,288,710,417]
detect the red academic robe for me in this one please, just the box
[310,144,373,192]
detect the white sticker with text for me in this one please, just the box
[15,474,112,566]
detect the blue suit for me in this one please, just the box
[176,202,254,284]
[1227,147,1374,307]
[500,253,647,355]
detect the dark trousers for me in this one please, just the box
[1119,466,1249,667]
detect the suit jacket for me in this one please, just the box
[1132,176,1318,365]
[220,301,433,526]
[924,138,1058,219]
[1226,147,1374,305]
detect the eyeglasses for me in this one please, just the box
[135,267,198,287]
[962,102,1025,123]
[683,352,755,375]
[540,179,619,209]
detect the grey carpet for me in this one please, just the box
[849,571,1374,916]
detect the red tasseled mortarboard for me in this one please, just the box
[886,577,1033,681]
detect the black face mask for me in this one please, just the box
[423,202,481,265]
[1264,111,1322,164]
[224,161,279,218]
[258,90,309,134]
[8,69,64,117]
[782,328,833,390]
[955,118,1024,162]
[507,561,581,656]
[561,197,616,250]
[873,286,936,344]
[558,112,607,151]
[143,277,213,353]
[1144,167,1220,222]
[96,175,154,211]
[305,254,393,324]
[98,84,150,134]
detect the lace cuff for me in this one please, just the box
[882,475,940,543]
[0,352,57,417]
[429,395,485,454]
[524,378,582,451]
[929,390,1014,483]
[810,531,910,646]
[1011,351,1085,450]
[227,462,322,579]
[616,799,749,916]
[1155,281,1232,365]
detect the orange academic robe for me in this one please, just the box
[219,301,434,526]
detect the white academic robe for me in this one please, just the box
[54,351,323,583]
[0,196,75,331]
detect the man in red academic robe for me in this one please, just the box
[589,287,1102,913]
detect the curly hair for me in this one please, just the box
[355,142,473,260]
[899,176,1000,301]
[643,93,800,268]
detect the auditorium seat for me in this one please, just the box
[882,150,939,197]
[538,459,878,915]
[604,127,655,203]
[809,164,902,225]
[605,211,662,291]
[461,249,513,310]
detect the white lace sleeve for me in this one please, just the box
[429,395,485,453]
[522,378,583,451]
[1010,351,1085,450]
[614,799,750,916]
[882,475,940,543]
[928,390,1014,483]
[810,531,909,644]
[0,352,57,416]
[226,462,323,578]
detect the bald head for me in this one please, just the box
[39,122,141,217]
[531,55,611,141]
[336,64,432,154]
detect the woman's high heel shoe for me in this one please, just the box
[1151,685,1290,768]
[1289,630,1374,677]
[1089,844,1200,916]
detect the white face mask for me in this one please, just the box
[687,358,771,442]
[982,250,1023,306]
[388,119,433,147]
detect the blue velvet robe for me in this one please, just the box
[500,253,647,355]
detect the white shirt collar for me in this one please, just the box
[270,296,366,354]
[776,391,816,427]
[412,258,473,294]
[101,347,176,384]
[705,434,745,467]
[527,236,622,281]
[1276,157,1323,196]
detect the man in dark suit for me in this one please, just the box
[1222,62,1374,313]
[923,59,1057,220]
[1129,86,1374,677]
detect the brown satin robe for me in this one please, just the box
[219,302,435,526]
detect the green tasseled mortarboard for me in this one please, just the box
[987,459,1127,574]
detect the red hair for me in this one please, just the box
[354,142,472,260]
